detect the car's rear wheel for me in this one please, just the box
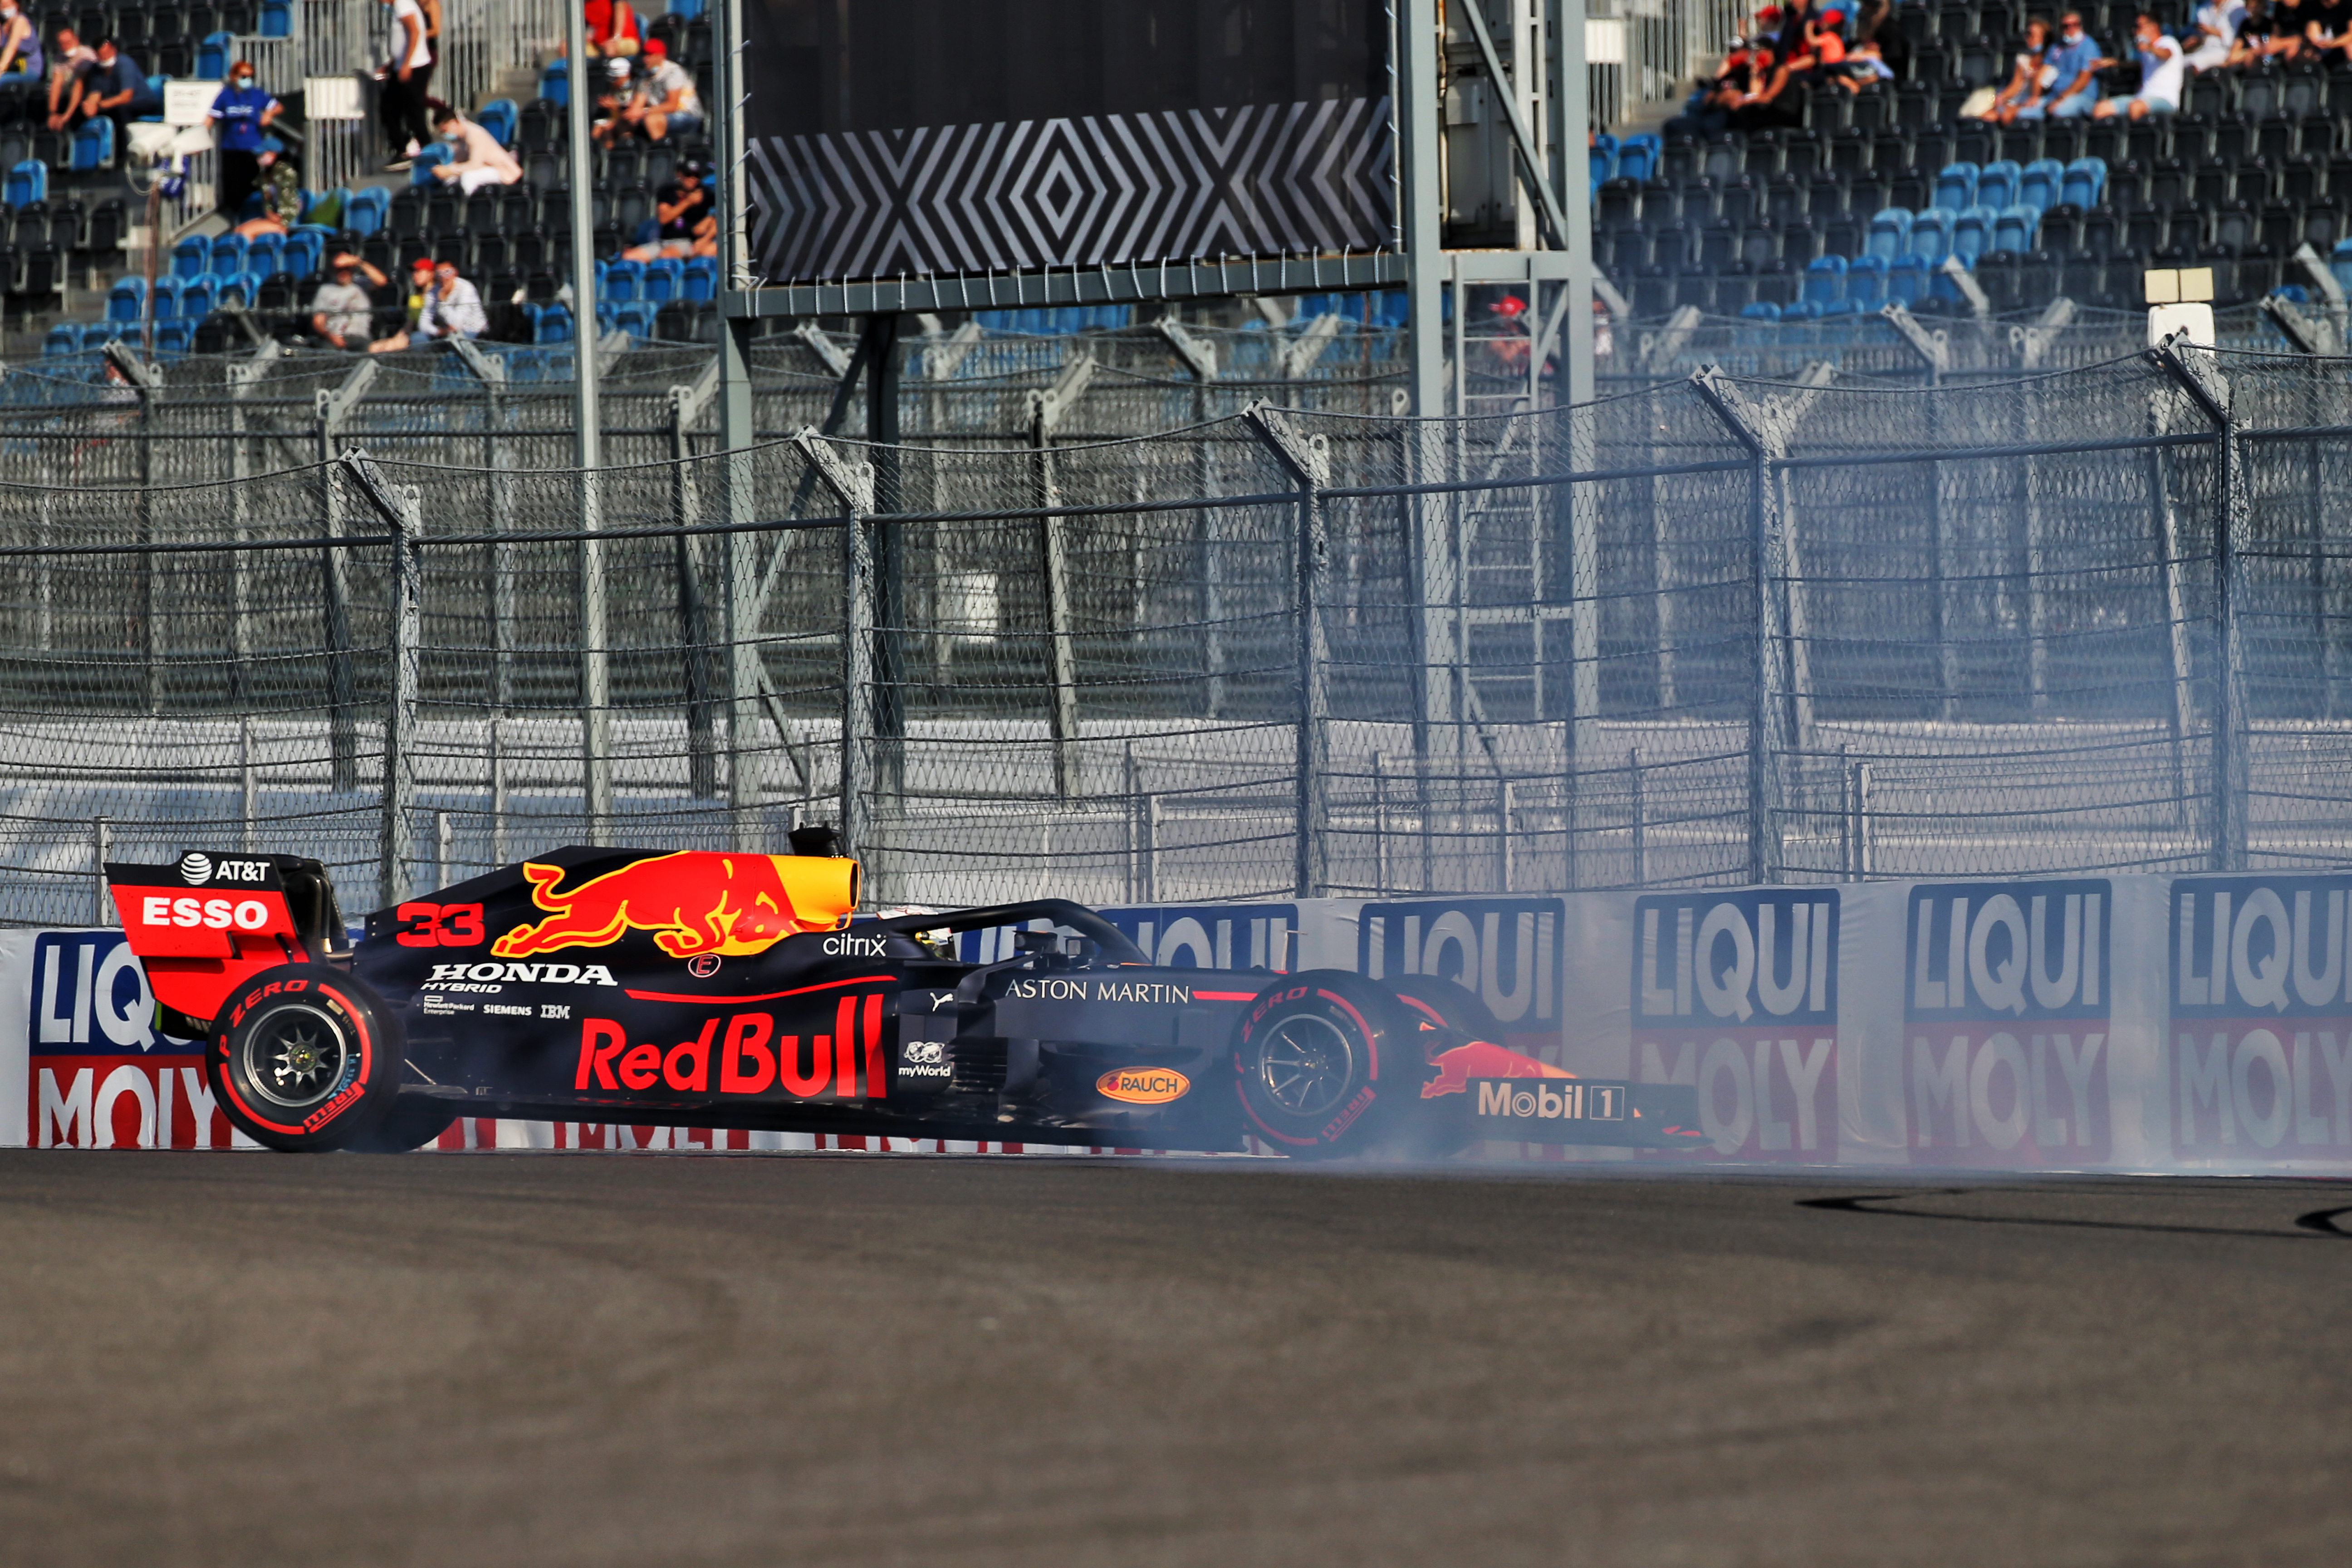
[1231,971,1407,1160]
[208,965,402,1152]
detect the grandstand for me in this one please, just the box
[0,0,722,354]
[1594,0,2352,322]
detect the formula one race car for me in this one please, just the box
[103,847,1700,1156]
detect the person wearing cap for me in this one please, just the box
[311,254,387,350]
[591,53,636,145]
[428,103,520,192]
[371,259,485,351]
[627,38,701,141]
[621,161,715,259]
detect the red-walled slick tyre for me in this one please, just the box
[207,965,402,1152]
[1231,970,1408,1160]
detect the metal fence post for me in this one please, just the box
[225,341,276,709]
[670,361,721,800]
[92,814,111,926]
[1032,352,1093,799]
[314,358,377,795]
[450,337,513,714]
[2151,333,2248,871]
[1244,403,1332,899]
[1691,368,1793,885]
[103,342,163,715]
[341,449,422,911]
[795,428,877,874]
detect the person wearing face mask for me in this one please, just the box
[207,61,281,218]
[427,104,520,193]
[0,0,44,80]
[2092,12,2185,119]
[2019,10,2102,118]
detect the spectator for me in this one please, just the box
[2093,12,2185,119]
[428,105,520,192]
[1852,0,1910,79]
[590,54,635,146]
[1980,18,2055,123]
[1838,34,1896,92]
[2264,0,2309,59]
[311,254,387,349]
[1663,34,1757,136]
[377,0,432,171]
[372,260,485,351]
[584,0,642,58]
[1728,43,1803,130]
[623,160,716,259]
[630,39,701,141]
[2304,0,2352,60]
[415,0,442,111]
[2020,11,2101,118]
[77,38,159,137]
[43,25,93,130]
[2183,0,2247,68]
[2226,0,2271,61]
[0,0,43,80]
[207,60,281,218]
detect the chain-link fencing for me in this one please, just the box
[0,333,2345,924]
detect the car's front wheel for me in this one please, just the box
[1231,970,1408,1160]
[208,965,402,1152]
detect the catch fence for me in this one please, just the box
[0,336,2346,924]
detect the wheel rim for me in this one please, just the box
[1255,1011,1356,1118]
[241,1002,355,1111]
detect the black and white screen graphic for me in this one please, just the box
[741,0,1393,284]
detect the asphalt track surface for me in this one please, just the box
[2,1153,2347,1567]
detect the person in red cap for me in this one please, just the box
[627,36,700,141]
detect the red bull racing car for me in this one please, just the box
[103,846,1700,1156]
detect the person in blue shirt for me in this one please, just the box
[2018,10,2104,118]
[74,37,158,139]
[207,60,281,217]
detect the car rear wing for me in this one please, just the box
[104,853,348,1034]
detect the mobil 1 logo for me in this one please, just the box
[1632,889,1838,1159]
[1906,881,2109,1165]
[2171,876,2352,1159]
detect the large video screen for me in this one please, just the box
[741,0,1393,286]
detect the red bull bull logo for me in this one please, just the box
[1422,1039,1576,1099]
[493,852,859,960]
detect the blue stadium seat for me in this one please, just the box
[219,270,265,306]
[410,142,451,184]
[43,322,80,356]
[1819,299,1863,318]
[1739,300,1782,320]
[1846,254,1889,307]
[152,277,183,321]
[1909,209,1956,265]
[154,320,193,354]
[69,117,112,172]
[106,276,147,323]
[79,323,115,350]
[178,277,216,320]
[2019,157,2064,213]
[477,98,518,147]
[1866,206,1913,261]
[1887,257,1929,305]
[602,257,643,301]
[612,299,655,338]
[284,228,325,277]
[5,157,44,207]
[2060,156,2107,210]
[1802,254,1847,305]
[171,234,209,279]
[259,0,291,35]
[680,255,715,302]
[538,61,568,106]
[666,0,703,16]
[346,186,389,235]
[2332,237,2352,298]
[1933,161,1978,213]
[534,302,574,343]
[1616,134,1661,183]
[641,257,681,302]
[1951,205,1996,265]
[1992,203,2039,255]
[209,233,248,278]
[245,232,284,277]
[1977,159,2021,211]
[196,29,233,79]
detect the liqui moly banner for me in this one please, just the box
[2168,876,2352,1163]
[8,876,2352,1172]
[1903,881,2112,1166]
